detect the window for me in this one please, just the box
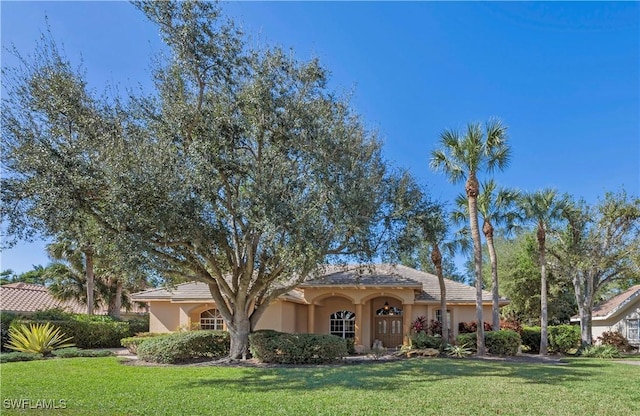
[628,319,639,342]
[200,309,225,331]
[330,310,355,339]
[436,309,452,329]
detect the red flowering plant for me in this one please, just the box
[411,316,428,333]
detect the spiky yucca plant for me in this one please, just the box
[5,322,75,355]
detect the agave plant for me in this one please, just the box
[5,322,75,355]
[446,343,472,358]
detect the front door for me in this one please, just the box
[374,316,403,348]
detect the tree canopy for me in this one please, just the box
[1,0,430,358]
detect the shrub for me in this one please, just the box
[597,331,634,353]
[548,325,581,353]
[14,319,130,349]
[127,317,150,336]
[428,319,442,336]
[137,330,229,364]
[581,344,621,359]
[521,326,541,354]
[455,333,477,352]
[121,333,166,354]
[500,319,523,335]
[0,351,45,363]
[458,321,493,334]
[486,330,521,356]
[345,337,356,355]
[249,331,347,364]
[5,322,74,355]
[51,347,115,358]
[1,312,18,352]
[411,331,443,349]
[31,308,75,321]
[411,316,428,333]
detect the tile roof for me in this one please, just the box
[132,264,504,304]
[1,282,147,315]
[578,285,640,321]
[1,282,92,314]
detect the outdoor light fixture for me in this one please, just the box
[383,301,390,311]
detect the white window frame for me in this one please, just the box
[200,309,225,331]
[627,318,639,342]
[330,310,356,339]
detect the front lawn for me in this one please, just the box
[1,357,638,415]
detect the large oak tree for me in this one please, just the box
[1,1,427,358]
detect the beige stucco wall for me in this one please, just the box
[149,302,181,333]
[592,304,640,345]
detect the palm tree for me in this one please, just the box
[453,180,520,330]
[430,118,510,355]
[517,189,566,355]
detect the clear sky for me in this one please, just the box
[1,1,639,275]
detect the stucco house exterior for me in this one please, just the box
[571,285,640,347]
[131,264,508,350]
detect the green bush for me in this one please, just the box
[345,337,356,355]
[127,317,150,336]
[137,331,229,364]
[121,333,166,354]
[486,330,521,356]
[249,331,347,364]
[0,351,44,363]
[548,325,581,353]
[14,319,130,349]
[411,331,443,349]
[581,344,621,359]
[521,326,541,354]
[455,333,477,352]
[1,312,18,352]
[51,347,115,358]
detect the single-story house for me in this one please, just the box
[0,282,147,318]
[131,264,508,349]
[570,285,640,346]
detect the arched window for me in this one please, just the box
[200,309,225,331]
[330,310,355,339]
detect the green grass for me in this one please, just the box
[1,357,639,415]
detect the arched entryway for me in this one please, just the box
[374,301,403,347]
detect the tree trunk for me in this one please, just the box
[228,311,251,360]
[537,226,548,355]
[484,221,500,331]
[573,274,594,347]
[85,248,95,315]
[467,174,485,355]
[108,278,123,319]
[431,244,449,344]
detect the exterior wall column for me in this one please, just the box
[355,303,363,347]
[402,303,413,345]
[307,303,315,333]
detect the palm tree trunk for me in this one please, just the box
[537,226,548,355]
[85,248,95,315]
[467,175,485,356]
[484,221,500,331]
[431,244,448,344]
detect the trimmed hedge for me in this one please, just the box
[249,330,347,364]
[455,330,520,356]
[0,351,44,363]
[121,333,166,354]
[411,331,443,349]
[12,316,148,349]
[137,331,229,364]
[548,325,580,353]
[1,312,18,352]
[51,347,115,358]
[485,330,520,356]
[521,326,541,354]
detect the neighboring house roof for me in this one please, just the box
[0,282,147,315]
[132,264,506,305]
[571,285,640,322]
[1,282,92,314]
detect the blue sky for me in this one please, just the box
[1,1,638,275]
